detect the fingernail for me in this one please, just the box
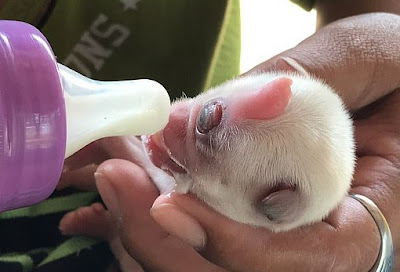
[95,172,118,214]
[274,57,308,76]
[275,57,295,71]
[58,222,68,235]
[151,203,206,250]
[152,193,171,208]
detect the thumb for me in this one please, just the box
[246,12,400,110]
[95,159,225,272]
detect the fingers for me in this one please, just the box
[150,200,207,250]
[245,13,400,110]
[59,202,146,272]
[63,141,109,171]
[96,136,149,167]
[95,159,226,272]
[314,0,400,29]
[354,89,400,158]
[59,141,111,190]
[59,136,145,191]
[349,90,400,251]
[58,163,99,190]
[59,202,112,240]
[151,192,380,272]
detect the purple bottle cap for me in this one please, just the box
[0,20,66,211]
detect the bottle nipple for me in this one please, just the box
[58,64,171,158]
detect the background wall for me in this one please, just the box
[240,0,316,73]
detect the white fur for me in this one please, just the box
[145,72,355,232]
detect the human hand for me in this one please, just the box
[58,135,151,191]
[314,0,400,29]
[61,13,400,271]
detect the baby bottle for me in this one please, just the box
[0,20,170,212]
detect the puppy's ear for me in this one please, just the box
[258,186,304,224]
[275,57,309,77]
[229,77,292,121]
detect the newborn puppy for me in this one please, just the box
[143,71,355,232]
[59,69,355,271]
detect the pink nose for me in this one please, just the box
[161,101,191,162]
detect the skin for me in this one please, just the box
[59,12,400,272]
[315,0,400,29]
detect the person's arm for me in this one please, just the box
[87,12,400,271]
[292,0,400,29]
[315,0,400,29]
